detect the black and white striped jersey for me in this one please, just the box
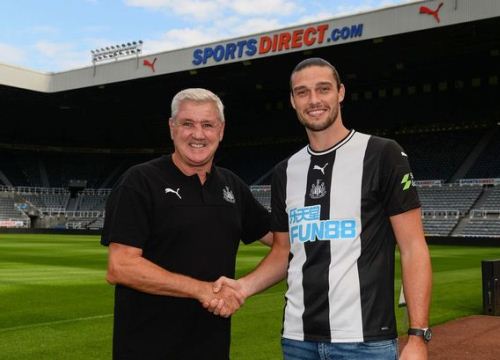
[271,130,420,343]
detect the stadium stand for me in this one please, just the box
[455,218,500,237]
[76,189,111,212]
[421,217,460,237]
[217,141,306,185]
[3,144,500,234]
[249,185,271,212]
[417,184,483,214]
[64,211,105,230]
[43,153,131,188]
[0,189,30,228]
[0,152,36,186]
[396,129,485,181]
[454,185,500,237]
[18,188,70,213]
[0,151,156,188]
[479,186,500,210]
[466,128,500,179]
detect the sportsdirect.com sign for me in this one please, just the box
[192,23,364,66]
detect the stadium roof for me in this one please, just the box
[1,0,499,151]
[1,0,499,93]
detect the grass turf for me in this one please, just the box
[1,233,499,359]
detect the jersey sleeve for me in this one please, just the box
[100,170,151,249]
[271,160,289,232]
[379,139,421,216]
[239,182,271,245]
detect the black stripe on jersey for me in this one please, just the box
[302,152,335,340]
[358,136,397,340]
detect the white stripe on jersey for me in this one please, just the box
[328,132,369,342]
[283,146,310,340]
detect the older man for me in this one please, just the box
[101,88,272,359]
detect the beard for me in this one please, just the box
[296,106,339,132]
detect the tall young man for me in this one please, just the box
[210,58,432,360]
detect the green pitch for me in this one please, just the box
[0,233,499,359]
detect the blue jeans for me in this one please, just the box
[282,338,398,360]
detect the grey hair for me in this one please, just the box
[171,88,225,123]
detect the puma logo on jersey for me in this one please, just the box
[165,187,181,199]
[313,163,328,175]
[401,152,408,157]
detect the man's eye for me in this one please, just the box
[202,123,214,129]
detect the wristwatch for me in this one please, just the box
[408,328,432,342]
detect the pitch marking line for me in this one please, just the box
[0,314,113,333]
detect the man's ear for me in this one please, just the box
[219,121,225,142]
[338,84,346,103]
[290,93,296,110]
[168,118,175,140]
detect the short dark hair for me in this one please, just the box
[290,57,342,91]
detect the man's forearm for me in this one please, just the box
[235,231,290,298]
[106,243,243,310]
[239,245,289,297]
[401,244,432,328]
[108,249,211,299]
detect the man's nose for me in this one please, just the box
[309,90,321,104]
[191,124,206,138]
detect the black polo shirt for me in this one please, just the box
[101,155,270,360]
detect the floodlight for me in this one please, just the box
[91,40,144,64]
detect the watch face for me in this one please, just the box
[424,329,432,342]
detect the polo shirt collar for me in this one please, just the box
[163,154,217,183]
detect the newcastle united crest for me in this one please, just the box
[309,179,327,199]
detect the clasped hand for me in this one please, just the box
[202,277,245,318]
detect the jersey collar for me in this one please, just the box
[307,129,356,156]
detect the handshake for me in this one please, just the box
[200,277,247,318]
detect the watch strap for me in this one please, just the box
[408,328,432,342]
[408,328,425,336]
